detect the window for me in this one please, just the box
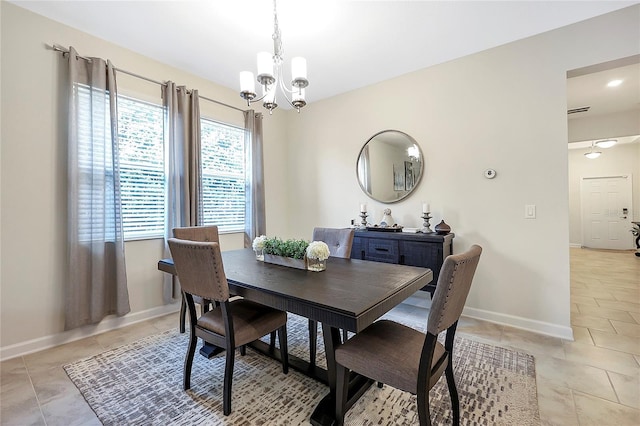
[200,119,246,232]
[112,95,246,239]
[117,96,164,240]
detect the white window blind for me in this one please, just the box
[200,119,246,232]
[117,96,164,240]
[75,83,116,241]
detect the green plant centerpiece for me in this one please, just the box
[263,237,309,260]
[261,237,309,270]
[259,237,330,271]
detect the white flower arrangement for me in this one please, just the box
[252,235,267,250]
[306,241,330,260]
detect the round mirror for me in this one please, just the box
[356,130,424,203]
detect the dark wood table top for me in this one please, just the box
[159,248,432,333]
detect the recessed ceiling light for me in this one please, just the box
[607,79,623,87]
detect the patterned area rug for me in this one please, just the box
[64,314,539,425]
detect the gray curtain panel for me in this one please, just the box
[162,82,202,302]
[65,46,130,330]
[244,110,266,247]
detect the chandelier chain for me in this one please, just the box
[272,0,283,64]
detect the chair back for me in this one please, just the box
[167,238,230,302]
[312,227,355,259]
[427,245,482,335]
[173,225,220,243]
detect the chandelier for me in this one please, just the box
[239,0,309,114]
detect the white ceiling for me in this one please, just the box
[10,0,640,108]
[567,61,640,120]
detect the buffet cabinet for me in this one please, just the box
[350,230,454,293]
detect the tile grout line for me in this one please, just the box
[23,355,48,426]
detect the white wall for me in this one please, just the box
[568,142,640,246]
[0,3,288,359]
[569,110,640,142]
[284,5,640,339]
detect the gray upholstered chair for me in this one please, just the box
[173,226,221,333]
[308,227,355,367]
[334,244,482,426]
[168,238,289,416]
[312,227,355,258]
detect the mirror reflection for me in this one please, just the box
[357,130,424,203]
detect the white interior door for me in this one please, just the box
[581,175,633,250]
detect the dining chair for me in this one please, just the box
[308,227,355,367]
[167,238,289,416]
[333,244,482,426]
[172,226,221,333]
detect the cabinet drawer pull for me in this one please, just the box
[375,248,389,252]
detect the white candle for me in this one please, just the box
[422,202,430,213]
[360,203,367,213]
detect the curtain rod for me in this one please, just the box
[51,44,247,113]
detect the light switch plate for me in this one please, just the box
[525,204,536,219]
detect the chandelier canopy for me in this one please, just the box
[239,0,308,114]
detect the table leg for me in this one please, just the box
[310,325,374,426]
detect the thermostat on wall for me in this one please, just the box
[484,169,497,179]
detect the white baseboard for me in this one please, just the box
[401,293,574,341]
[461,306,574,340]
[569,243,582,248]
[2,298,575,361]
[0,303,181,362]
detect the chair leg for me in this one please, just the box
[223,346,235,416]
[179,292,186,333]
[309,319,317,367]
[269,331,276,351]
[445,360,460,425]
[335,363,349,426]
[240,345,246,356]
[183,328,197,390]
[444,323,460,425]
[417,384,432,426]
[278,325,289,374]
[342,328,348,342]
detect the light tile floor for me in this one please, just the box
[1,248,638,425]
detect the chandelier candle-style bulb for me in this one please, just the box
[239,71,257,104]
[292,88,306,111]
[257,52,275,86]
[291,57,309,88]
[263,86,277,114]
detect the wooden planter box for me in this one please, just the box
[264,254,307,270]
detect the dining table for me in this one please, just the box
[158,247,432,426]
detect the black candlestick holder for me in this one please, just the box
[421,212,433,233]
[359,212,368,229]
